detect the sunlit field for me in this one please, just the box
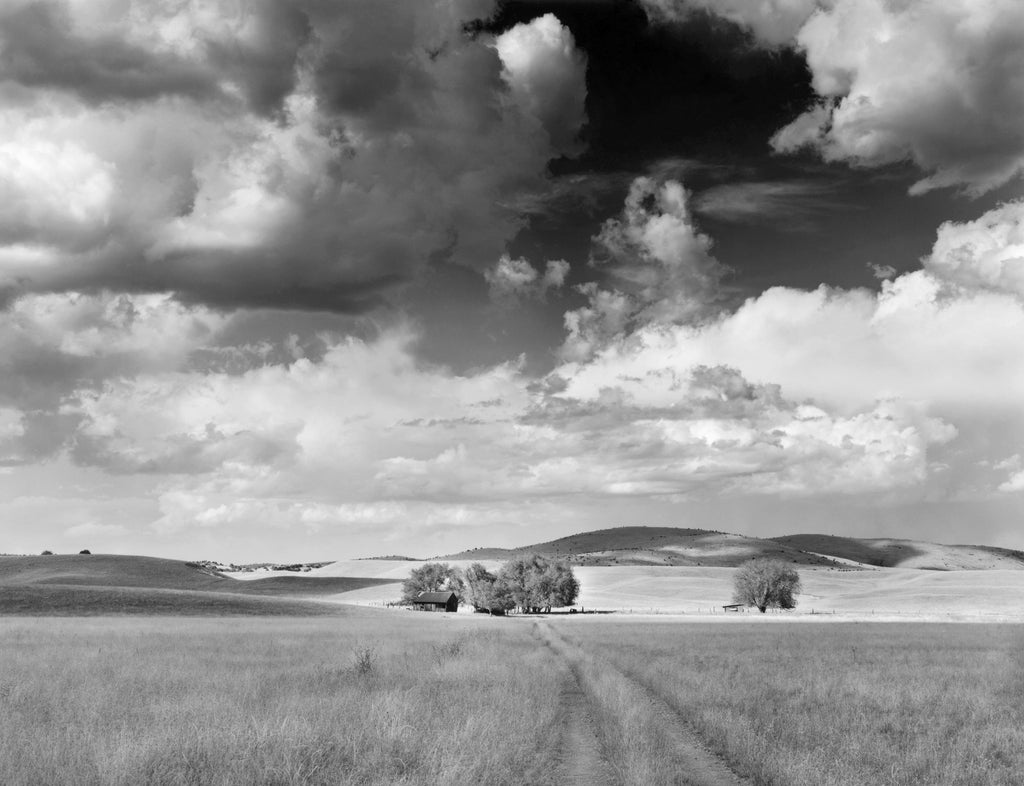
[567,619,1024,786]
[3,612,1023,785]
[0,614,562,786]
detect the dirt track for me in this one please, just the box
[555,662,618,785]
[537,622,750,786]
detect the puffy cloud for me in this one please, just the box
[640,0,822,47]
[485,255,569,303]
[561,176,729,360]
[925,201,1024,298]
[52,315,961,538]
[25,192,1019,536]
[770,0,1024,195]
[0,1,220,104]
[0,3,589,311]
[493,13,588,154]
[559,269,1024,416]
[867,263,897,281]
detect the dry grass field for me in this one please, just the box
[0,614,563,786]
[2,610,1023,785]
[566,618,1024,786]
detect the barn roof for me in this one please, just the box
[413,591,458,603]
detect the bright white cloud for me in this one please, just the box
[562,177,728,361]
[926,201,1024,298]
[494,13,588,155]
[770,0,1024,195]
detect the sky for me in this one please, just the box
[1,0,1024,561]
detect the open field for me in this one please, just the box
[264,562,1024,621]
[2,612,1022,785]
[0,615,564,786]
[566,618,1024,786]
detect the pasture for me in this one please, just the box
[1,612,1022,785]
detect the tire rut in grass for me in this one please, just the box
[535,624,619,786]
[557,663,619,786]
[538,622,750,786]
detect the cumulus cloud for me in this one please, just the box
[770,0,1024,195]
[561,176,729,361]
[925,201,1024,298]
[32,190,1024,538]
[50,309,963,539]
[649,0,1024,196]
[867,263,897,281]
[493,13,588,155]
[485,255,569,303]
[0,3,588,311]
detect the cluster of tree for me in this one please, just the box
[732,559,801,613]
[401,555,579,614]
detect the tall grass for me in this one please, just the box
[0,615,562,785]
[568,620,1024,786]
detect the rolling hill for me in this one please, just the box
[437,526,845,568]
[435,526,1024,571]
[0,554,394,615]
[770,534,1024,570]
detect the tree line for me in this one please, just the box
[401,554,580,614]
[402,554,802,615]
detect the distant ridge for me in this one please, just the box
[770,534,1024,571]
[437,526,1024,571]
[437,526,842,568]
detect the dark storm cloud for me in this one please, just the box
[0,2,217,104]
[0,1,590,315]
[205,1,312,116]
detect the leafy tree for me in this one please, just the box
[497,555,579,613]
[462,563,514,615]
[732,559,801,613]
[401,562,463,603]
[79,549,91,555]
[527,559,579,613]
[40,550,54,555]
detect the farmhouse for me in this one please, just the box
[411,591,459,612]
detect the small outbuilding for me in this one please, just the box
[411,591,459,613]
[722,603,745,613]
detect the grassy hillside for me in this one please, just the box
[439,526,842,568]
[771,535,1024,570]
[0,554,394,615]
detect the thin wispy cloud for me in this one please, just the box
[692,180,851,229]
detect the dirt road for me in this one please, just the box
[536,622,750,786]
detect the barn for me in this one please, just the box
[411,591,459,612]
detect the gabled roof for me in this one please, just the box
[413,591,458,603]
